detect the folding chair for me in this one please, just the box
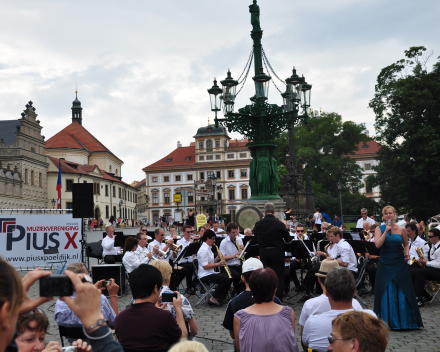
[42,248,67,273]
[58,325,87,347]
[86,241,104,267]
[354,258,369,306]
[192,259,218,307]
[426,281,440,304]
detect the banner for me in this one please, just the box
[196,214,207,231]
[0,214,82,267]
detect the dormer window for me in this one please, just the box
[363,143,369,149]
[185,156,191,161]
[166,157,173,162]
[208,127,212,133]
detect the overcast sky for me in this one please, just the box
[0,0,438,183]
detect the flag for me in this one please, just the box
[56,161,62,209]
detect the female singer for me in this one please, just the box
[373,205,423,329]
[197,230,232,306]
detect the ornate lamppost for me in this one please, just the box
[209,174,218,220]
[208,0,312,200]
[338,182,344,224]
[218,184,223,219]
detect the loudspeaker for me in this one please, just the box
[72,183,94,218]
[91,264,126,297]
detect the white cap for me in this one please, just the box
[242,258,264,273]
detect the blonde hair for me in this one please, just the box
[65,262,87,274]
[168,341,209,352]
[150,260,172,283]
[0,257,25,316]
[382,205,396,222]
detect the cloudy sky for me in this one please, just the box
[0,0,438,183]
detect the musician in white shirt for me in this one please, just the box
[148,228,175,263]
[326,227,358,274]
[414,228,440,306]
[214,221,226,237]
[135,232,158,265]
[355,208,376,228]
[166,225,181,240]
[219,223,244,293]
[123,237,142,274]
[176,225,196,294]
[406,223,429,267]
[197,230,232,306]
[102,226,122,264]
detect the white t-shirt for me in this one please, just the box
[299,294,363,326]
[314,212,322,225]
[356,217,376,228]
[303,308,376,352]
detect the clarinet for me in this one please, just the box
[213,244,232,279]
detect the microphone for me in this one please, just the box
[387,220,392,236]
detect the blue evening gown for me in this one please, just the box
[373,225,423,329]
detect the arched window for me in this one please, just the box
[109,165,112,173]
[115,169,118,175]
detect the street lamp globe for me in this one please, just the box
[301,82,312,108]
[218,184,223,192]
[337,182,342,191]
[220,70,238,115]
[207,78,223,115]
[253,67,271,100]
[51,198,56,209]
[210,174,218,187]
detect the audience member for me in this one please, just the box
[328,310,389,352]
[302,268,376,352]
[114,264,187,349]
[168,341,209,352]
[102,226,123,264]
[233,268,299,352]
[150,260,198,339]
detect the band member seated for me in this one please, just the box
[123,237,142,274]
[149,228,187,291]
[326,226,358,276]
[102,226,123,264]
[406,223,429,282]
[197,230,232,306]
[219,222,244,294]
[176,225,197,295]
[413,228,440,306]
[135,232,158,264]
[167,225,182,240]
[356,208,376,228]
[212,221,222,236]
[243,228,253,237]
[289,223,313,294]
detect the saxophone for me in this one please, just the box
[415,243,428,268]
[236,238,246,264]
[324,242,332,257]
[213,244,232,279]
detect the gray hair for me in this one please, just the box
[361,208,368,213]
[324,267,356,302]
[264,202,275,214]
[244,228,252,234]
[321,222,329,228]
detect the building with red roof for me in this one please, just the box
[45,92,138,222]
[142,123,251,224]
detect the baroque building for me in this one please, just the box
[0,101,48,209]
[143,124,251,224]
[45,92,139,221]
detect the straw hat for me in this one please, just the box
[315,259,339,277]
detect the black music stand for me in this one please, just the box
[242,236,259,259]
[364,242,381,256]
[346,240,366,255]
[290,241,314,302]
[310,232,325,247]
[343,232,353,240]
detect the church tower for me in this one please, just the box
[71,90,83,125]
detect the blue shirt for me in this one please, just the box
[331,220,342,227]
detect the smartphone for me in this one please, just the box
[40,275,74,297]
[162,292,178,302]
[62,347,77,352]
[102,280,110,288]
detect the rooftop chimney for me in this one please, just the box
[177,141,182,148]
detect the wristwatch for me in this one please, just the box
[85,319,107,333]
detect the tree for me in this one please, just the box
[368,46,440,219]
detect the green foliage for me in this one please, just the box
[368,46,440,219]
[315,192,380,217]
[273,131,289,165]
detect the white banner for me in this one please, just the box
[0,214,82,267]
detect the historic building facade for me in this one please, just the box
[143,124,251,223]
[0,101,49,209]
[45,93,139,221]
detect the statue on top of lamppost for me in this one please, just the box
[207,0,312,200]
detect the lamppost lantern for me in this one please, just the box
[51,198,55,209]
[208,78,223,125]
[337,181,342,191]
[301,82,312,108]
[221,70,238,115]
[253,67,271,100]
[210,174,218,187]
[218,184,223,192]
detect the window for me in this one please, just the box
[188,192,194,202]
[164,176,169,182]
[105,185,109,196]
[201,197,205,201]
[206,140,213,149]
[363,143,369,149]
[39,173,43,187]
[208,127,212,133]
[227,153,234,159]
[207,171,214,178]
[187,174,193,181]
[200,172,204,179]
[216,171,221,178]
[66,202,73,210]
[241,188,248,199]
[115,169,118,175]
[175,175,181,181]
[240,153,247,158]
[113,186,116,197]
[152,176,158,183]
[83,180,87,183]
[164,193,170,204]
[106,206,109,218]
[215,140,220,148]
[31,171,34,185]
[185,156,191,161]
[241,169,247,177]
[228,170,235,178]
[166,157,173,162]
[31,147,35,153]
[365,181,373,194]
[206,155,213,160]
[364,164,371,171]
[217,192,222,200]
[215,155,220,160]
[199,142,204,149]
[25,169,28,184]
[93,183,100,195]
[113,206,116,217]
[199,156,205,161]
[66,179,74,192]
[119,188,122,198]
[153,193,159,204]
[229,189,235,200]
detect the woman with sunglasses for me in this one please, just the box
[373,205,423,329]
[328,310,388,352]
[197,230,232,306]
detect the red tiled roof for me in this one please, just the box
[48,157,136,189]
[133,179,146,188]
[46,121,121,162]
[352,140,381,155]
[143,145,195,170]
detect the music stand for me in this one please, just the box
[310,232,325,246]
[346,240,366,255]
[364,242,381,256]
[291,241,315,302]
[343,232,353,240]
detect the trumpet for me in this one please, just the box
[171,243,183,252]
[213,244,232,279]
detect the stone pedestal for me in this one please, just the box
[244,199,286,221]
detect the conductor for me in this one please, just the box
[254,202,292,300]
